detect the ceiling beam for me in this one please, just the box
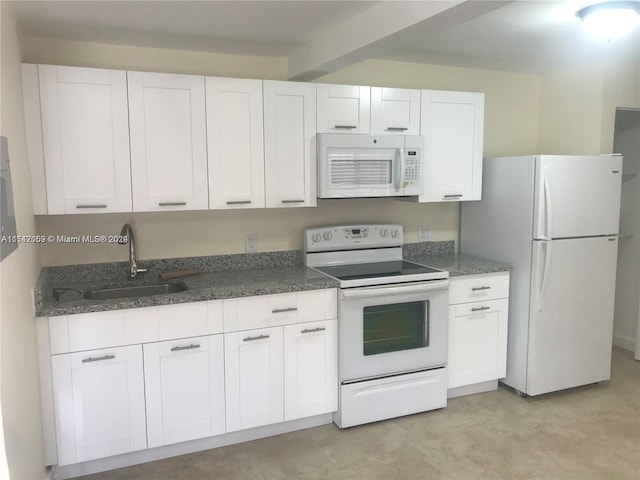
[287,1,514,81]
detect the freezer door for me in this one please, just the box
[527,236,618,395]
[533,155,622,239]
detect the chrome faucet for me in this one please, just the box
[118,223,147,279]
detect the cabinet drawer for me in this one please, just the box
[50,301,219,354]
[223,289,337,332]
[449,272,509,305]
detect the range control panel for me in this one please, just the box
[304,224,404,253]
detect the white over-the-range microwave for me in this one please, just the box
[316,133,423,199]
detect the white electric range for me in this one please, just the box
[304,224,449,428]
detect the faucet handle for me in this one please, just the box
[132,264,148,276]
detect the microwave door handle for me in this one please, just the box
[400,147,406,191]
[394,148,403,191]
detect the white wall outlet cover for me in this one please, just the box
[245,233,258,253]
[418,227,432,242]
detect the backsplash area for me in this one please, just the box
[34,199,459,266]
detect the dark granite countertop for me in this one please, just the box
[35,250,339,317]
[406,254,511,277]
[34,242,508,317]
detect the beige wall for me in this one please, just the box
[538,61,640,155]
[22,40,541,266]
[318,59,542,158]
[0,4,46,479]
[21,36,289,80]
[601,62,640,153]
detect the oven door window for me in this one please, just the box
[363,301,428,355]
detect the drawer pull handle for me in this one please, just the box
[159,202,187,207]
[82,354,115,363]
[443,194,463,199]
[76,204,107,209]
[301,327,326,334]
[272,307,298,314]
[281,199,305,204]
[333,125,357,129]
[170,343,201,352]
[471,286,491,291]
[471,306,491,312]
[244,334,270,342]
[386,127,408,131]
[226,200,252,205]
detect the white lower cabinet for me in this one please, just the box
[143,335,225,447]
[284,320,337,420]
[42,288,338,468]
[447,273,510,394]
[224,327,284,432]
[448,299,508,388]
[51,346,146,466]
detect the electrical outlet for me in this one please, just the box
[245,233,258,253]
[418,227,432,242]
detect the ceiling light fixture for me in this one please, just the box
[576,1,640,39]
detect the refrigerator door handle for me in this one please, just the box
[541,167,553,240]
[538,241,552,311]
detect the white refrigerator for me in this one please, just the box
[461,155,622,396]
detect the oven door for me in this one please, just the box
[339,280,449,382]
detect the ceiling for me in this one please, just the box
[10,0,640,77]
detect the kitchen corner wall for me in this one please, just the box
[22,38,542,267]
[0,4,46,479]
[538,61,640,155]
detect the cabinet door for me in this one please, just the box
[284,320,337,420]
[448,299,508,389]
[144,335,225,447]
[128,72,208,211]
[420,90,484,202]
[317,84,370,134]
[263,81,317,208]
[51,346,146,466]
[224,327,283,431]
[206,77,265,209]
[39,65,132,214]
[370,87,420,135]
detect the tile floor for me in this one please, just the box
[77,347,639,480]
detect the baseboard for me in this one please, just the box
[612,333,636,352]
[447,380,498,399]
[52,414,333,480]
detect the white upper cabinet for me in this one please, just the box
[263,80,317,208]
[128,72,208,211]
[420,90,484,202]
[206,77,265,209]
[317,84,370,134]
[38,65,132,214]
[370,87,421,135]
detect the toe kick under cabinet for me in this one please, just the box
[447,272,509,398]
[37,289,337,468]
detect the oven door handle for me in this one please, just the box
[341,280,449,299]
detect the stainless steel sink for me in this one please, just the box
[83,281,188,300]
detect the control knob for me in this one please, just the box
[323,231,333,241]
[311,233,322,243]
[391,229,399,239]
[380,228,389,238]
